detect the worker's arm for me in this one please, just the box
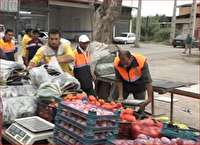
[24,47,30,67]
[115,68,124,100]
[57,45,74,63]
[140,83,153,110]
[139,62,153,110]
[28,47,44,69]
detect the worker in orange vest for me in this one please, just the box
[0,29,17,61]
[74,35,96,96]
[114,50,153,110]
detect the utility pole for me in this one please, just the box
[15,0,21,42]
[135,0,142,48]
[170,0,177,44]
[190,0,197,38]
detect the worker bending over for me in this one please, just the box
[114,50,153,110]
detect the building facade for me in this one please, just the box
[1,0,132,41]
[176,3,200,39]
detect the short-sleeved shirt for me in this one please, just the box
[186,35,192,45]
[30,42,75,75]
[26,38,43,62]
[21,34,32,57]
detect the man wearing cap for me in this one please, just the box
[74,35,96,96]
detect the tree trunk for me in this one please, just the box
[93,0,122,44]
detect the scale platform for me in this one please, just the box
[3,116,55,145]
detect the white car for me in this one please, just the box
[113,32,136,44]
[0,24,5,39]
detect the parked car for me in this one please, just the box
[113,32,136,44]
[0,24,5,39]
[172,34,198,48]
[39,31,48,44]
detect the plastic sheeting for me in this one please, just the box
[95,63,115,76]
[0,85,36,98]
[88,41,118,76]
[37,74,80,101]
[3,96,37,124]
[95,54,116,76]
[0,59,25,83]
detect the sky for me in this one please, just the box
[122,0,200,16]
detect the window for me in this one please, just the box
[39,33,46,38]
[120,33,128,37]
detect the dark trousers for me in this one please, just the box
[83,88,96,97]
[5,52,15,61]
[123,90,146,100]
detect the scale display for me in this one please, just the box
[4,116,54,145]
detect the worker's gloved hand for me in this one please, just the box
[139,102,145,109]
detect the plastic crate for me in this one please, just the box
[118,122,132,139]
[37,100,57,123]
[54,101,120,144]
[54,125,113,145]
[58,101,120,120]
[161,123,199,141]
[55,113,118,133]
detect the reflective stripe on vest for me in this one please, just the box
[0,39,15,53]
[74,51,90,69]
[114,53,146,82]
[27,42,43,48]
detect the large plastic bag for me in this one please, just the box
[95,53,116,76]
[3,96,37,124]
[88,41,118,74]
[0,85,36,98]
[37,82,62,101]
[48,56,64,74]
[51,73,80,92]
[37,74,80,101]
[95,63,115,76]
[29,65,53,87]
[0,59,25,82]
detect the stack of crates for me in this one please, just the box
[54,101,120,145]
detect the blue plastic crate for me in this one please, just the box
[54,125,116,145]
[55,113,119,133]
[58,101,120,121]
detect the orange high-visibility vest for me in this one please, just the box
[114,53,146,82]
[0,39,15,53]
[74,50,90,68]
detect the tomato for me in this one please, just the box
[89,95,97,102]
[123,108,134,115]
[95,102,101,106]
[101,104,113,110]
[98,99,105,105]
[123,114,136,122]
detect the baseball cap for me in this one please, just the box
[79,35,90,43]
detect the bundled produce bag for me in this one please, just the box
[0,59,27,85]
[88,41,118,75]
[131,118,163,139]
[0,85,36,98]
[29,65,52,87]
[3,96,37,124]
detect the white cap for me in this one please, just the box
[79,35,90,43]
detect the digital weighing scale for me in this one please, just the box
[3,116,55,145]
